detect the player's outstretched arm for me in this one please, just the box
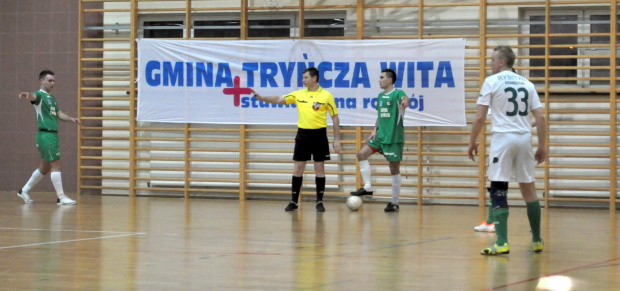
[468,105,489,162]
[251,89,286,104]
[58,111,80,124]
[18,92,36,102]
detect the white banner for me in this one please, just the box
[137,38,466,126]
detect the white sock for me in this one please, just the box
[22,169,45,193]
[391,174,401,204]
[359,160,372,191]
[51,172,65,198]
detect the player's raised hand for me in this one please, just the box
[19,92,30,99]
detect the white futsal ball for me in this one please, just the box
[346,196,363,211]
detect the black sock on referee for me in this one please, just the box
[292,176,303,203]
[315,177,325,202]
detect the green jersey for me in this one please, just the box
[375,89,407,144]
[33,90,59,132]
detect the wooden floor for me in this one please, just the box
[0,192,618,290]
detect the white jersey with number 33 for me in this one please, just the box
[477,70,542,134]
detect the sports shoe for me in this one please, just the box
[57,195,76,205]
[474,221,495,232]
[533,239,544,253]
[481,243,510,255]
[285,201,298,211]
[384,202,399,212]
[316,201,325,212]
[350,187,373,196]
[17,189,33,204]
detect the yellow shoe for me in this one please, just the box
[481,243,510,255]
[533,240,544,253]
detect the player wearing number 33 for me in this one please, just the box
[468,46,547,255]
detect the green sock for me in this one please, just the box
[526,200,542,242]
[486,203,493,224]
[493,208,509,246]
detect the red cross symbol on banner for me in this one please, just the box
[223,76,252,107]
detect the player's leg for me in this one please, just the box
[311,129,330,212]
[481,181,510,255]
[481,134,513,255]
[515,132,543,252]
[286,161,307,211]
[384,142,404,212]
[41,133,76,205]
[18,159,50,204]
[519,182,543,252]
[50,158,76,205]
[38,159,52,175]
[350,143,377,196]
[18,132,53,203]
[490,181,509,244]
[314,161,326,212]
[384,161,401,212]
[287,129,310,211]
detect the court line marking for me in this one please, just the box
[0,228,145,250]
[486,256,620,290]
[0,233,145,250]
[0,227,142,235]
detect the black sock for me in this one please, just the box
[292,176,303,203]
[315,177,325,202]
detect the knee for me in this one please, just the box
[490,181,509,210]
[356,151,366,161]
[39,165,51,175]
[293,162,306,175]
[389,163,400,175]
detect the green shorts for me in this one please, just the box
[36,131,61,162]
[367,138,404,162]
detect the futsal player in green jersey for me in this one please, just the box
[17,70,80,205]
[351,69,410,212]
[251,67,341,212]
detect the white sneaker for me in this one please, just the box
[57,195,76,205]
[17,189,33,203]
[474,221,495,232]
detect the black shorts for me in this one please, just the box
[293,128,330,162]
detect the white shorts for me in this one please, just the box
[487,132,536,183]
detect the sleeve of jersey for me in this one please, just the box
[326,93,338,116]
[477,79,493,106]
[32,91,42,105]
[284,92,297,105]
[530,89,543,110]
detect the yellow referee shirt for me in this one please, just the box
[284,86,338,129]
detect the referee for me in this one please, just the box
[251,67,341,212]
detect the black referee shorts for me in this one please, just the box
[293,128,331,162]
